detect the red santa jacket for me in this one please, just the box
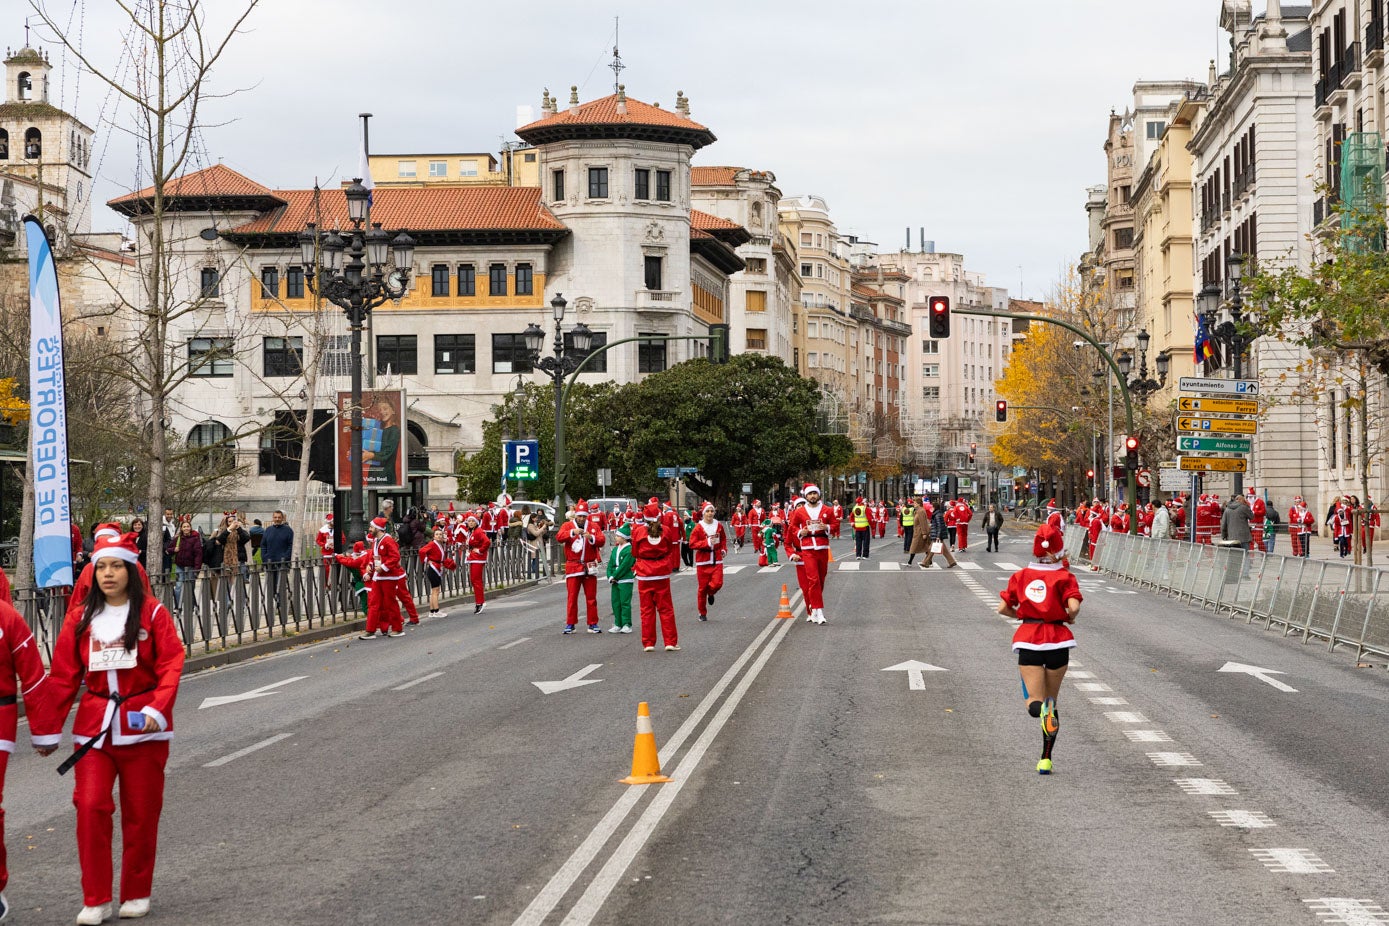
[1289,504,1315,533]
[464,526,491,564]
[787,503,836,553]
[0,601,51,752]
[556,519,604,576]
[631,523,677,580]
[418,539,446,574]
[315,524,334,557]
[1001,562,1082,652]
[38,596,185,747]
[1045,509,1064,532]
[688,519,728,566]
[336,547,374,590]
[371,533,404,581]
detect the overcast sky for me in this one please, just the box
[32,0,1239,300]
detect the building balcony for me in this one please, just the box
[1367,18,1385,66]
[1344,42,1364,91]
[634,289,681,311]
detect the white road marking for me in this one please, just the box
[1302,898,1389,925]
[881,660,948,690]
[392,671,443,691]
[1219,661,1298,693]
[838,561,861,571]
[757,565,782,574]
[957,561,982,570]
[499,637,532,650]
[203,733,293,768]
[1208,810,1275,828]
[513,596,803,926]
[1123,729,1174,743]
[1068,671,1096,679]
[1174,778,1238,796]
[1249,848,1334,874]
[198,676,309,710]
[1104,711,1149,723]
[1074,682,1112,692]
[722,565,747,574]
[878,561,901,571]
[533,664,604,695]
[1090,697,1128,705]
[1070,661,1084,667]
[1147,752,1202,767]
[994,561,1022,570]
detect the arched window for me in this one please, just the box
[188,421,235,468]
[24,128,41,159]
[0,129,8,160]
[17,71,31,101]
[406,421,429,473]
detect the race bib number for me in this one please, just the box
[1024,579,1049,604]
[90,637,138,671]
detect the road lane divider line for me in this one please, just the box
[392,671,444,691]
[203,733,293,768]
[499,637,532,650]
[513,591,804,926]
[559,606,800,926]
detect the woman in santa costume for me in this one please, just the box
[315,514,335,583]
[997,524,1082,775]
[730,505,746,550]
[688,503,728,622]
[417,527,451,618]
[556,501,605,633]
[749,501,766,555]
[463,512,491,614]
[35,533,185,923]
[1289,495,1314,557]
[631,501,679,651]
[360,517,405,639]
[786,484,836,624]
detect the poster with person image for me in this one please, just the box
[336,389,406,490]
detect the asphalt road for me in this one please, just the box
[3,525,1387,925]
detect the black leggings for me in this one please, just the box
[1017,648,1071,669]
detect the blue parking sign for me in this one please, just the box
[504,440,540,480]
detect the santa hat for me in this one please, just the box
[488,501,497,509]
[324,513,334,522]
[643,501,661,521]
[352,541,365,554]
[91,532,140,565]
[574,499,589,517]
[448,502,455,512]
[616,523,632,539]
[702,502,715,514]
[93,522,123,542]
[369,516,389,533]
[497,493,512,507]
[803,483,821,496]
[855,497,864,505]
[1294,495,1304,503]
[1033,524,1065,561]
[1047,498,1057,509]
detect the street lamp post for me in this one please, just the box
[501,377,533,501]
[1200,253,1259,495]
[522,294,592,510]
[1117,328,1170,405]
[298,179,415,544]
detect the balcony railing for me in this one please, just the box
[1314,196,1327,226]
[1368,18,1385,54]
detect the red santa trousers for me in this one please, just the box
[469,562,486,606]
[395,581,420,622]
[752,528,764,553]
[73,741,170,907]
[566,574,599,627]
[368,578,404,633]
[695,563,724,615]
[956,523,969,550]
[637,579,677,647]
[800,549,829,611]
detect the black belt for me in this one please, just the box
[1020,618,1047,624]
[0,695,14,706]
[57,685,155,776]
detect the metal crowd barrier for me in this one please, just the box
[1072,528,1389,661]
[8,538,551,664]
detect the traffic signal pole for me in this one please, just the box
[962,307,1139,534]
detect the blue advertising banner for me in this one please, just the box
[25,217,74,587]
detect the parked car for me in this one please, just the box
[589,497,638,522]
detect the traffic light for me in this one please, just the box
[1086,468,1095,483]
[1125,434,1140,470]
[995,400,1007,422]
[708,323,730,364]
[928,296,951,338]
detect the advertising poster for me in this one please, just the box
[336,388,406,490]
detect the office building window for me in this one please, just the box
[492,334,533,373]
[489,263,508,296]
[656,169,671,201]
[552,169,564,201]
[188,337,233,377]
[644,255,663,290]
[746,290,767,312]
[638,334,666,373]
[922,364,939,377]
[376,335,417,375]
[285,266,304,299]
[434,334,476,374]
[263,336,304,377]
[565,330,607,373]
[746,328,767,350]
[429,160,447,177]
[634,168,650,200]
[200,267,220,299]
[515,263,534,296]
[459,159,479,177]
[457,264,475,296]
[398,160,416,178]
[431,264,450,297]
[588,166,609,198]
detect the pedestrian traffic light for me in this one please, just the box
[708,323,730,364]
[1125,435,1140,469]
[928,296,951,338]
[995,400,1007,422]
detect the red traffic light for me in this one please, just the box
[1125,436,1140,452]
[995,399,1007,422]
[928,296,951,337]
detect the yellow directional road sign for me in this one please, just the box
[1179,455,1249,473]
[1176,415,1258,435]
[1177,396,1258,415]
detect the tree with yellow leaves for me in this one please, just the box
[0,378,26,425]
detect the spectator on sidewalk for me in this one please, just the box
[1152,501,1171,541]
[984,504,1005,552]
[129,518,148,568]
[248,519,265,564]
[1220,494,1254,547]
[260,511,294,612]
[166,520,202,611]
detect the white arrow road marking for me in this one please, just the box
[881,660,948,690]
[198,676,308,710]
[533,663,603,695]
[203,732,293,768]
[1219,661,1298,692]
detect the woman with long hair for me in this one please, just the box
[34,532,185,923]
[418,527,450,618]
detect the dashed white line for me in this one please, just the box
[722,565,747,575]
[1208,810,1276,828]
[392,671,443,691]
[1147,752,1202,767]
[1249,848,1334,874]
[838,561,861,571]
[1123,730,1174,743]
[1174,778,1238,795]
[1104,711,1149,723]
[1068,671,1096,679]
[1090,697,1128,706]
[1302,898,1389,925]
[499,637,532,650]
[1074,682,1112,692]
[203,733,293,768]
[879,561,901,571]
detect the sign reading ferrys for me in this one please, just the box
[336,389,406,490]
[1177,396,1258,415]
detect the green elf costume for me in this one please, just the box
[606,523,636,633]
[761,517,780,566]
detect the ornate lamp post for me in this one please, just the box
[298,178,416,543]
[1117,328,1169,405]
[522,293,593,508]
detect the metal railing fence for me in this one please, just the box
[1065,525,1389,661]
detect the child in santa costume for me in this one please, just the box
[315,514,335,582]
[605,524,635,634]
[418,527,451,618]
[631,502,679,651]
[336,541,372,616]
[557,501,605,633]
[997,524,1082,775]
[689,503,728,622]
[786,484,836,624]
[463,512,491,613]
[36,533,185,924]
[360,517,405,638]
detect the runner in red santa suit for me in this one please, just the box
[749,501,766,554]
[1247,489,1267,551]
[830,501,843,539]
[557,501,605,633]
[315,514,336,582]
[731,505,746,550]
[1044,499,1064,533]
[631,501,679,651]
[463,512,491,614]
[688,502,727,622]
[1289,495,1314,557]
[360,516,405,638]
[1086,498,1106,559]
[787,484,836,624]
[417,527,450,618]
[71,524,153,605]
[955,499,974,551]
[659,501,683,574]
[997,523,1082,776]
[36,532,185,924]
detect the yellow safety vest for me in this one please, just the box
[852,505,869,529]
[901,507,915,527]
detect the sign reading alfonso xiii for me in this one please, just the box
[336,389,406,491]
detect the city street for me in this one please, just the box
[3,526,1386,925]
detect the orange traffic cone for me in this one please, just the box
[620,702,672,785]
[775,584,794,619]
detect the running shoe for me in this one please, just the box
[563,625,576,634]
[665,644,681,651]
[607,625,623,633]
[1036,758,1053,775]
[357,632,377,641]
[621,626,632,634]
[387,630,405,638]
[587,625,602,634]
[644,645,656,652]
[1041,699,1059,737]
[698,613,707,622]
